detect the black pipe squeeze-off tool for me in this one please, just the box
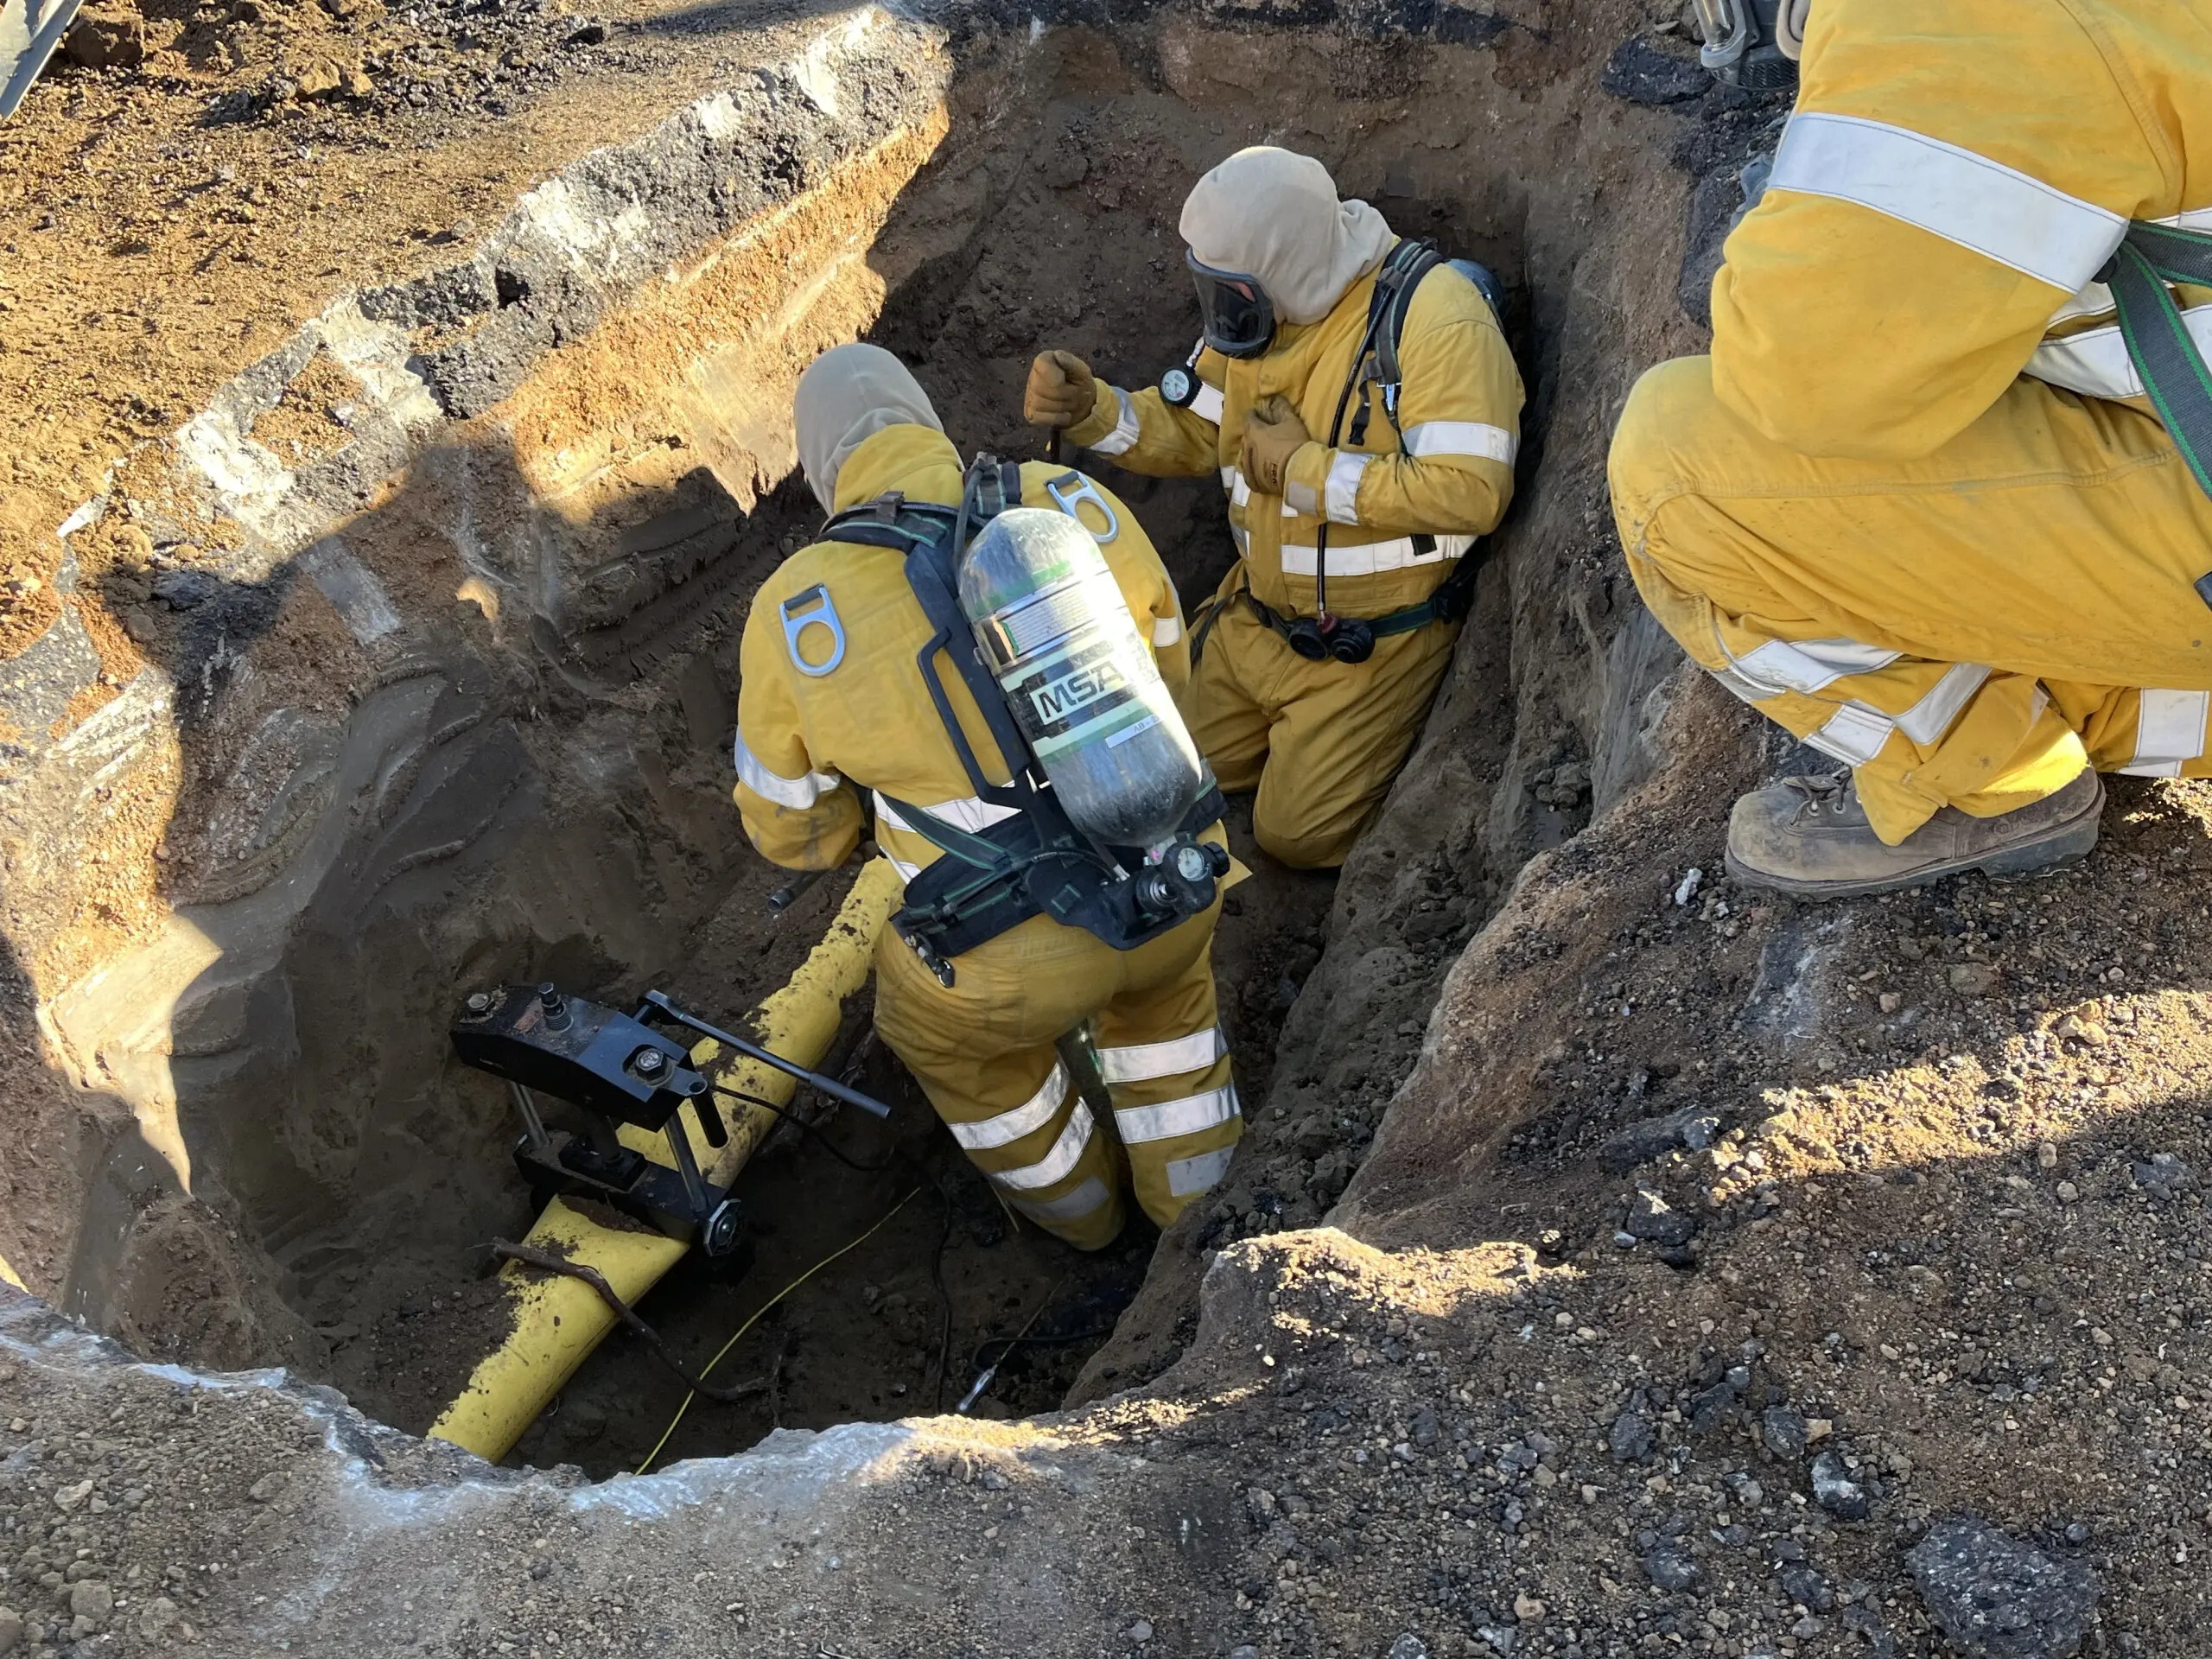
[450,984,893,1255]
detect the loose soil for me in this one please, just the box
[3,1,2210,1656]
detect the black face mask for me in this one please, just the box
[1186,251,1278,359]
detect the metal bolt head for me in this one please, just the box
[466,992,492,1014]
[635,1048,664,1074]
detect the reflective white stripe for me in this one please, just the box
[949,1062,1068,1152]
[1278,534,1473,577]
[1096,1027,1227,1084]
[1402,420,1517,465]
[2045,207,2212,328]
[1151,614,1183,647]
[1230,469,1252,509]
[1012,1177,1113,1225]
[1734,636,1902,696]
[2121,689,2211,777]
[2030,304,2212,401]
[1191,382,1225,425]
[1324,452,1371,525]
[1804,702,1895,766]
[1895,662,1991,746]
[990,1103,1095,1192]
[733,730,841,810]
[873,791,1023,836]
[1166,1144,1236,1198]
[1090,385,1141,458]
[1116,1084,1240,1146]
[886,853,923,883]
[1769,111,2125,292]
[1709,665,1779,706]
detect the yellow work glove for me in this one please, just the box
[1025,350,1096,429]
[1239,395,1313,497]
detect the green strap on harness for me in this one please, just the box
[2105,220,2212,504]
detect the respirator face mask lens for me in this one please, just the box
[1186,252,1278,359]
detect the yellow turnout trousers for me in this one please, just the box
[1187,574,1461,869]
[1611,356,2212,845]
[871,894,1241,1251]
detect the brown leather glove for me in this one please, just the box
[1239,394,1313,496]
[1025,350,1096,429]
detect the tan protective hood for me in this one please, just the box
[1179,147,1395,327]
[793,343,945,514]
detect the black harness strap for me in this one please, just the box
[2104,221,2212,504]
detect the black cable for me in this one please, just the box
[711,1083,898,1172]
[925,1171,954,1411]
[969,1322,1119,1372]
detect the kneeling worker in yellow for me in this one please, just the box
[1026,147,1524,870]
[731,343,1243,1249]
[1611,0,2212,899]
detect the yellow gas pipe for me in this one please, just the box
[428,858,902,1462]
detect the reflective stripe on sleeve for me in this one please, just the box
[1191,382,1225,425]
[873,791,1024,836]
[1278,534,1473,577]
[1402,420,1517,465]
[1096,1027,1227,1084]
[1152,614,1183,647]
[2120,689,2211,778]
[2030,305,2212,401]
[734,729,842,810]
[1090,385,1142,457]
[1166,1144,1236,1198]
[1115,1084,1240,1146]
[948,1061,1069,1152]
[1769,111,2126,292]
[1325,452,1371,524]
[989,1103,1096,1192]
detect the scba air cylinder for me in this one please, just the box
[958,507,1207,849]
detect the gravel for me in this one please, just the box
[1808,1450,1872,1521]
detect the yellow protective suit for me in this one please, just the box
[734,422,1240,1248]
[1068,249,1522,868]
[1611,0,2212,845]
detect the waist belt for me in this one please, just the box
[887,785,1229,969]
[1209,542,1484,666]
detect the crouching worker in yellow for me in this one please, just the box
[731,343,1243,1249]
[1026,147,1524,869]
[1611,0,2212,899]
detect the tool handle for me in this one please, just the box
[641,991,893,1119]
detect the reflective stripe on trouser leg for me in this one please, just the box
[2055,683,2212,779]
[1625,550,2088,845]
[1092,950,1241,1228]
[915,1052,1124,1249]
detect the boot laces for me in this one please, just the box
[1780,772,1857,820]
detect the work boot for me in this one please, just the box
[1724,768,2104,899]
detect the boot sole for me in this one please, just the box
[1724,797,2103,902]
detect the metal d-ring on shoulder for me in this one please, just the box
[1042,470,1122,544]
[780,583,847,676]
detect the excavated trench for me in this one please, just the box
[3,1,1698,1478]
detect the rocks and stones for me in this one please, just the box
[60,3,146,69]
[1478,1624,1518,1654]
[1624,1188,1697,1247]
[1761,1405,1808,1459]
[1907,1515,2097,1658]
[1644,1541,1700,1591]
[67,1580,111,1624]
[1609,1410,1653,1462]
[1123,1619,1154,1643]
[2132,1153,2193,1200]
[1777,1561,1834,1612]
[1599,37,1711,104]
[1601,1105,1725,1173]
[1949,962,2001,995]
[0,1607,22,1653]
[151,569,219,611]
[1411,1407,1440,1446]
[1387,1636,1430,1659]
[1809,1451,1872,1521]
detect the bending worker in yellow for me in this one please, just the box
[1611,0,2212,899]
[732,343,1242,1249]
[1027,147,1524,869]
